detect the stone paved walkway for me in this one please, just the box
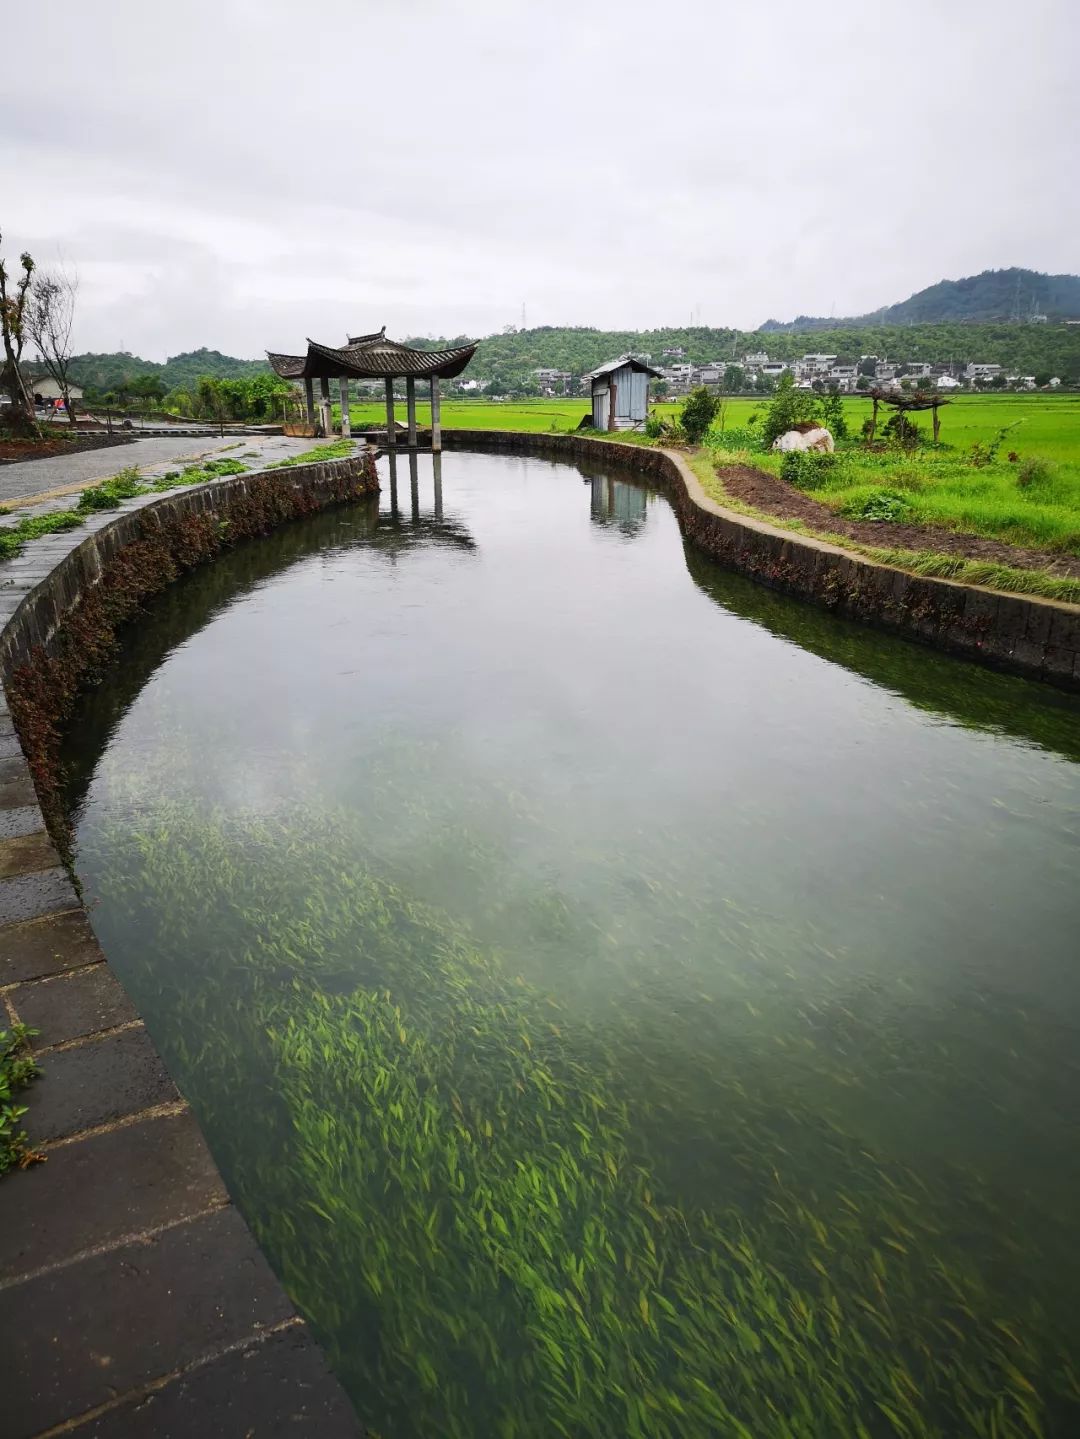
[0,434,317,508]
[0,453,369,1437]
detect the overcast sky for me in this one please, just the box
[3,0,1076,360]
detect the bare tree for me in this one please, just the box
[27,264,80,427]
[0,229,36,434]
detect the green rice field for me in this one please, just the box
[340,393,1080,564]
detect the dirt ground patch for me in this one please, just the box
[716,463,1080,581]
[0,434,134,467]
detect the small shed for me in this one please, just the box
[585,354,661,431]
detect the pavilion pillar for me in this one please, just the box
[304,376,314,426]
[406,377,417,446]
[384,377,396,448]
[339,377,351,438]
[387,452,399,514]
[319,376,331,437]
[433,452,443,520]
[430,375,442,453]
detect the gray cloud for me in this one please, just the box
[3,0,1077,358]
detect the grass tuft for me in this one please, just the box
[1,1024,41,1175]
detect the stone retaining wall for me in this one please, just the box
[443,430,1080,692]
[0,454,374,1437]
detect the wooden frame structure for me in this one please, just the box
[267,327,476,452]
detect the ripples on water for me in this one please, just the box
[62,452,1080,1437]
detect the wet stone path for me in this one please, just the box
[0,450,368,1437]
[0,433,317,509]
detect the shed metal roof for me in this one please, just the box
[583,354,662,382]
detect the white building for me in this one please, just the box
[31,377,84,403]
[533,367,572,394]
[936,374,961,390]
[800,354,838,374]
[965,363,1003,382]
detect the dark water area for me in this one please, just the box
[61,451,1080,1437]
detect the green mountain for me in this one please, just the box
[65,300,1080,402]
[760,268,1080,331]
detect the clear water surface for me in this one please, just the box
[62,451,1080,1438]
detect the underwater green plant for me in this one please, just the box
[84,802,1076,1439]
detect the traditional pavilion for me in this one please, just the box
[267,328,476,452]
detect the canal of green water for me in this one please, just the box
[61,451,1080,1437]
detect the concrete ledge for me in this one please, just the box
[441,429,1080,691]
[0,453,374,1437]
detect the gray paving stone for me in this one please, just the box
[0,909,105,983]
[0,865,79,925]
[83,1325,364,1437]
[11,962,137,1046]
[27,1024,177,1142]
[1,1206,297,1438]
[0,828,61,879]
[0,728,25,759]
[0,1108,226,1283]
[0,755,37,809]
[0,803,45,840]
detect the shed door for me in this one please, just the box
[593,386,609,431]
[628,369,648,419]
[614,366,632,418]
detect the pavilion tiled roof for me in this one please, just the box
[267,333,477,382]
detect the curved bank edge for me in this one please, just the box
[440,430,1080,692]
[0,456,374,1438]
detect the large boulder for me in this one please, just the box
[772,427,834,453]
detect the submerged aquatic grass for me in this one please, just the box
[91,803,1076,1439]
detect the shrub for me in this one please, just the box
[840,488,912,522]
[881,412,921,449]
[679,387,720,444]
[761,374,821,448]
[780,450,838,489]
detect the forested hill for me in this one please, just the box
[68,320,1080,395]
[68,348,269,391]
[760,269,1080,331]
[413,322,1080,384]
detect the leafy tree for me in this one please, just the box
[680,386,720,444]
[722,364,744,392]
[761,373,820,448]
[0,228,35,433]
[819,388,849,441]
[1034,372,1051,387]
